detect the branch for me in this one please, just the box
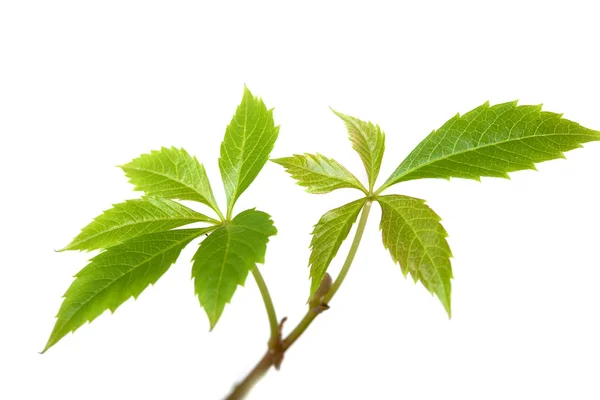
[224,201,373,399]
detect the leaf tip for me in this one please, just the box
[330,107,348,121]
[40,337,55,354]
[242,85,262,105]
[439,286,453,318]
[207,312,221,331]
[270,157,287,166]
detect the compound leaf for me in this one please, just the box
[380,101,600,190]
[271,153,367,194]
[192,209,277,329]
[219,87,279,217]
[61,197,218,252]
[43,228,210,353]
[378,195,452,317]
[308,198,366,296]
[121,147,220,214]
[332,109,385,190]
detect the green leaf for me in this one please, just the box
[121,147,221,215]
[192,209,277,329]
[332,109,385,191]
[308,198,366,296]
[43,228,210,353]
[378,195,452,317]
[219,86,279,217]
[61,197,218,252]
[380,101,600,190]
[271,153,367,194]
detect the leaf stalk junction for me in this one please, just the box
[226,200,373,400]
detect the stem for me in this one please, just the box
[324,200,372,303]
[251,267,279,341]
[227,351,274,400]
[283,200,372,350]
[281,310,316,351]
[225,200,373,399]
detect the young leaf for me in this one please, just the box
[380,101,600,190]
[219,87,280,217]
[61,197,218,252]
[332,109,385,191]
[378,195,453,317]
[271,153,367,194]
[192,209,277,329]
[121,147,221,215]
[43,228,210,353]
[308,198,366,296]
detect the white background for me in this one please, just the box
[1,1,599,399]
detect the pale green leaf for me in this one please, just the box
[271,153,367,194]
[61,197,218,252]
[378,195,452,317]
[192,209,277,329]
[380,101,600,190]
[219,87,279,217]
[332,109,385,190]
[43,228,210,353]
[308,198,366,296]
[121,147,220,214]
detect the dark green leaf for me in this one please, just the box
[121,147,221,215]
[61,197,217,251]
[219,87,279,217]
[192,209,277,329]
[43,228,210,353]
[380,101,600,190]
